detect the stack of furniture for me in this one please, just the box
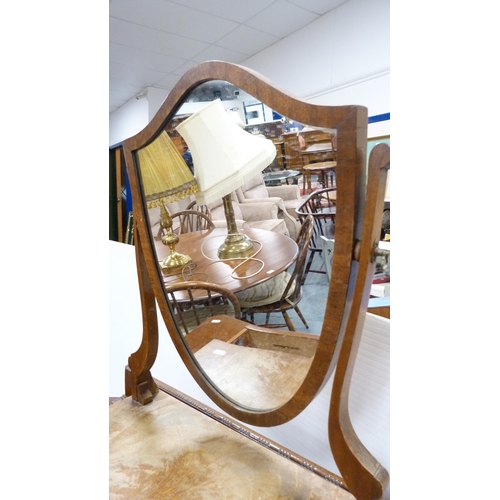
[282,129,335,171]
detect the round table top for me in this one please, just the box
[302,161,337,171]
[263,169,301,182]
[155,227,298,294]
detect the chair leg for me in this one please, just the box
[282,311,296,331]
[303,250,315,283]
[293,305,309,329]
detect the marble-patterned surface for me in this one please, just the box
[110,391,354,500]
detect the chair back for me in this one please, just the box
[186,200,212,218]
[163,281,241,336]
[170,209,215,234]
[279,214,314,304]
[296,187,336,245]
[296,187,336,278]
[235,173,269,202]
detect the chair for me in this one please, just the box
[189,194,289,236]
[169,209,215,234]
[320,235,334,280]
[148,197,193,240]
[236,215,314,331]
[295,187,336,281]
[235,173,302,238]
[163,281,242,336]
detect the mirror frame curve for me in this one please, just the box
[121,61,380,429]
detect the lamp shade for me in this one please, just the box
[176,99,276,206]
[137,131,198,208]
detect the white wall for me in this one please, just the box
[109,93,149,147]
[109,0,390,146]
[243,0,389,104]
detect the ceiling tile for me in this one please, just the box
[171,60,200,77]
[286,0,349,16]
[245,0,319,38]
[109,0,348,114]
[153,72,190,90]
[109,78,145,95]
[167,0,275,23]
[191,45,249,64]
[110,18,209,59]
[109,61,170,87]
[110,0,239,44]
[109,43,186,73]
[216,25,280,56]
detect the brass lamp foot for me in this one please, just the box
[159,205,192,274]
[218,233,256,260]
[161,252,192,274]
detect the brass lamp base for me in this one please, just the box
[160,252,192,274]
[218,233,256,260]
[159,205,192,274]
[218,193,257,260]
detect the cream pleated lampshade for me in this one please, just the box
[176,99,276,206]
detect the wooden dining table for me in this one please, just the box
[302,160,337,193]
[154,227,298,294]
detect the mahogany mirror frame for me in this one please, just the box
[121,61,389,497]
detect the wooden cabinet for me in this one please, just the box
[283,130,337,172]
[165,114,190,155]
[282,132,303,171]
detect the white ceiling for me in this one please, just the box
[109,0,349,114]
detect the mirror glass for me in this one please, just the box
[136,80,338,410]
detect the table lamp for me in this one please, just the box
[137,131,199,273]
[176,99,276,259]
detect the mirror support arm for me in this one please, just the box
[125,229,159,404]
[329,143,391,500]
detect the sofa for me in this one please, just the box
[198,193,289,237]
[234,174,303,239]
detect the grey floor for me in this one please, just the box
[245,251,329,336]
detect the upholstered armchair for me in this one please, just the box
[234,174,302,239]
[205,193,289,236]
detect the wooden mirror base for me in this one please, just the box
[110,381,354,500]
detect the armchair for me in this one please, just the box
[235,173,302,239]
[191,193,289,236]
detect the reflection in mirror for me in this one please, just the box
[136,80,339,411]
[136,131,198,274]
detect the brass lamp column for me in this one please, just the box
[217,194,255,259]
[176,99,276,260]
[158,205,192,271]
[137,131,199,273]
